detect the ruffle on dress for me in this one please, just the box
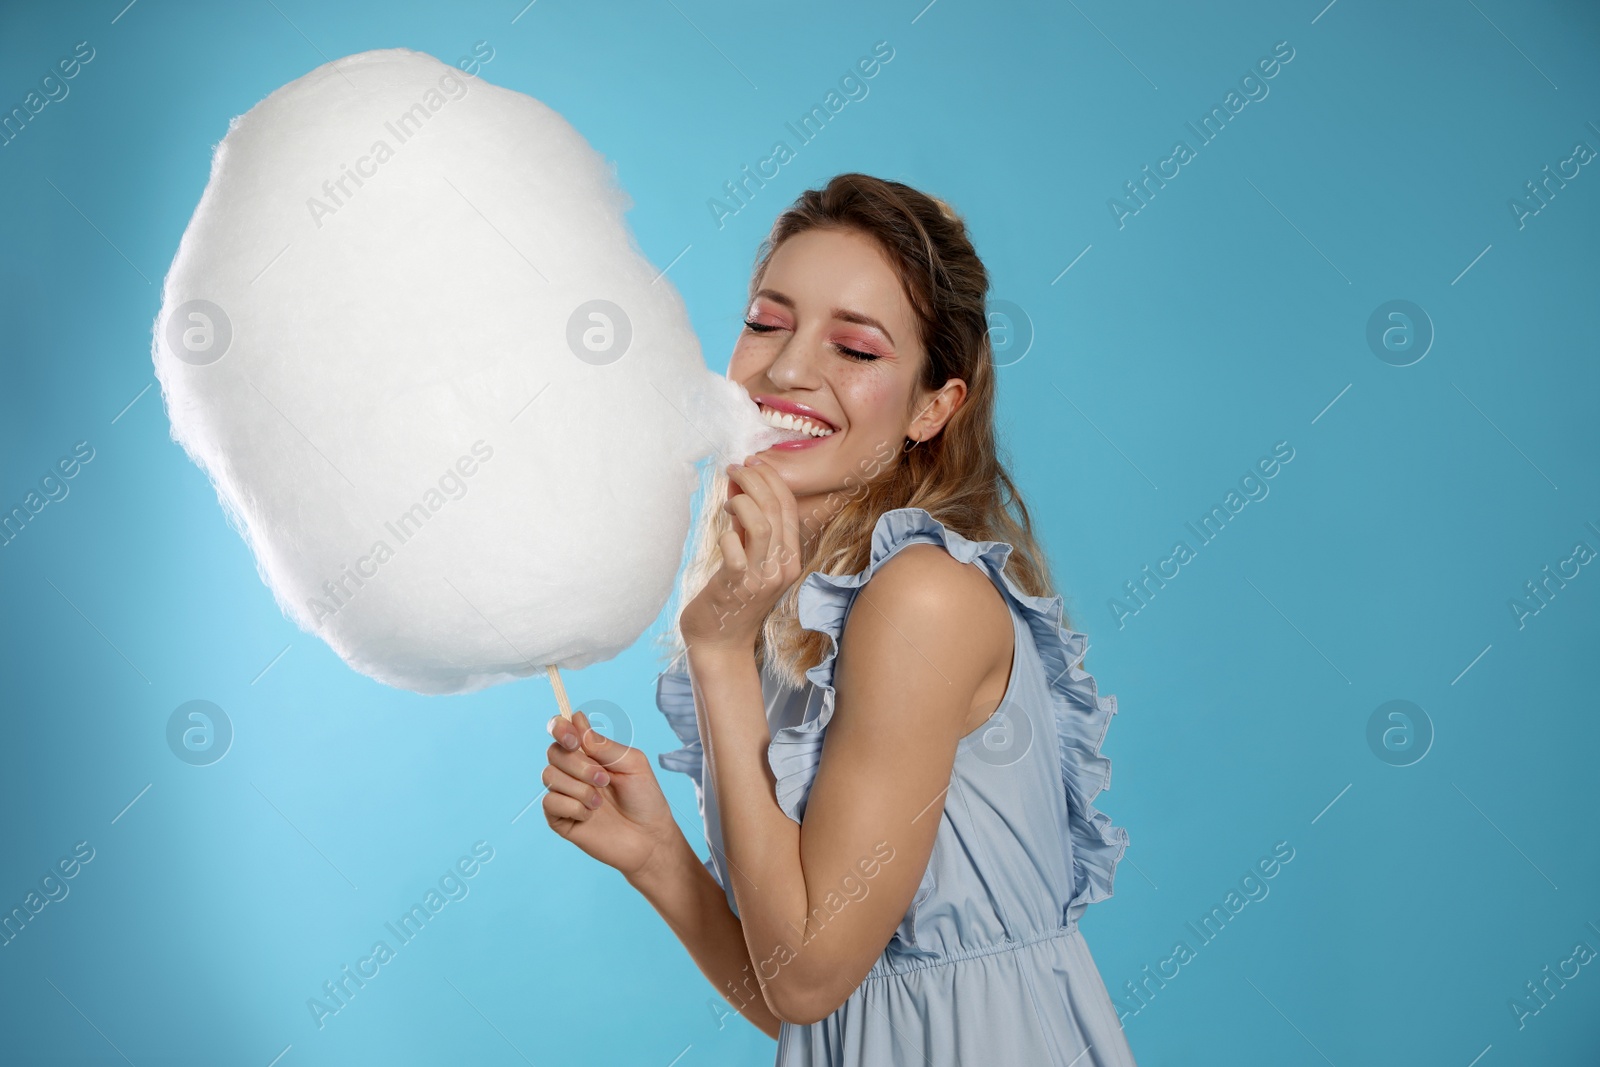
[654,664,724,886]
[654,664,701,787]
[654,506,1130,923]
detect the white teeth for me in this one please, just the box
[759,404,834,438]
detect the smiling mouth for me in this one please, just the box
[757,403,836,439]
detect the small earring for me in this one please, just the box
[902,434,919,453]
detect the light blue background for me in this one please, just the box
[2,0,1598,1063]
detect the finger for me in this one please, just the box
[729,463,771,550]
[542,762,605,808]
[730,461,779,518]
[571,709,616,769]
[547,740,610,786]
[548,714,581,751]
[725,493,769,541]
[543,791,593,828]
[740,461,790,576]
[725,478,746,541]
[754,461,800,577]
[725,491,772,572]
[719,526,748,575]
[569,713,630,771]
[578,720,634,770]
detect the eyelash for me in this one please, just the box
[742,319,880,362]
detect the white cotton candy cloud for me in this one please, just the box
[152,48,787,695]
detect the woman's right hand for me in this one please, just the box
[542,709,683,882]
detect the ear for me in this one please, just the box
[907,378,968,443]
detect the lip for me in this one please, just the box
[751,394,839,432]
[766,433,831,451]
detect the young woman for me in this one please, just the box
[542,173,1136,1066]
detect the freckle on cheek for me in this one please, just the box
[858,382,893,407]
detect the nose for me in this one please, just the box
[766,331,820,389]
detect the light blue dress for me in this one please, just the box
[655,507,1137,1066]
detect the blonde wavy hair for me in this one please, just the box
[657,173,1071,687]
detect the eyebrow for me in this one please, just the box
[752,288,895,347]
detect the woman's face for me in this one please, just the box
[729,225,965,531]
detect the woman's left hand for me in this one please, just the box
[678,456,801,654]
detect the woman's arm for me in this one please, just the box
[540,711,783,1039]
[689,541,1012,1025]
[625,827,786,1040]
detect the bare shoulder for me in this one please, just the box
[842,542,1013,706]
[866,542,1004,614]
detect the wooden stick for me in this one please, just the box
[545,664,574,721]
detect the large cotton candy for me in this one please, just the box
[152,48,785,695]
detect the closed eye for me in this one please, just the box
[742,319,880,362]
